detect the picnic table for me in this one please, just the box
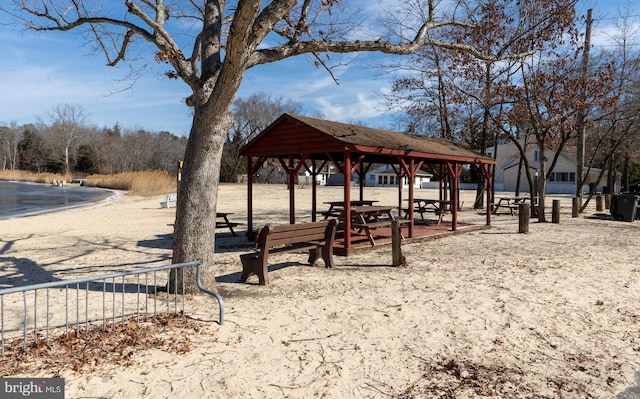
[341,205,405,246]
[322,200,379,219]
[492,196,530,215]
[216,212,239,236]
[404,198,451,225]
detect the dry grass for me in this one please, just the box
[0,170,176,197]
[84,171,176,196]
[0,170,72,184]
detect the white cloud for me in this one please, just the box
[238,49,398,124]
[313,91,388,122]
[0,25,193,134]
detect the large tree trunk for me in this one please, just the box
[168,0,257,294]
[170,103,234,294]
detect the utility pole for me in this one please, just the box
[576,9,593,207]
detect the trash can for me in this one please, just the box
[611,194,639,222]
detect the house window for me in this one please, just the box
[378,176,383,185]
[534,150,540,162]
[549,172,576,182]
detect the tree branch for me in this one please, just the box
[250,36,538,68]
[290,0,313,43]
[248,0,298,50]
[311,52,339,84]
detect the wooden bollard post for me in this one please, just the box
[391,220,405,266]
[552,199,560,223]
[596,195,604,212]
[605,194,611,209]
[572,197,579,218]
[518,203,530,234]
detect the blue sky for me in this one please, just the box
[0,0,634,136]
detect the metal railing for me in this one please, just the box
[0,260,224,355]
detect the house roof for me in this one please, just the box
[370,164,433,177]
[241,113,495,165]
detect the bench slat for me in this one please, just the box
[352,222,390,229]
[352,220,409,230]
[266,230,328,248]
[216,222,239,228]
[262,242,323,255]
[264,221,330,233]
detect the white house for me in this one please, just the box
[489,142,608,194]
[365,165,433,188]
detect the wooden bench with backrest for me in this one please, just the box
[240,219,337,285]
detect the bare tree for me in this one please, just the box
[583,6,640,200]
[2,0,578,292]
[0,122,22,170]
[39,103,90,174]
[221,93,302,182]
[386,0,578,209]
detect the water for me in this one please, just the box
[0,181,112,220]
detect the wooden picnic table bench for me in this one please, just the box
[345,205,406,246]
[492,196,530,215]
[240,219,337,285]
[216,212,240,236]
[320,209,343,219]
[322,200,379,220]
[403,198,451,225]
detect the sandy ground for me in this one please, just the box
[1,183,640,398]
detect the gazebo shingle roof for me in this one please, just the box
[241,113,495,165]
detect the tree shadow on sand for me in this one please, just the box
[0,236,61,288]
[1,235,171,291]
[617,371,640,399]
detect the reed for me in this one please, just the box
[0,170,72,184]
[0,170,176,197]
[84,171,176,196]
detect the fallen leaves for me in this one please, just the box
[1,313,203,377]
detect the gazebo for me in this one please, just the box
[240,113,496,254]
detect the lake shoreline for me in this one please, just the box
[0,181,115,220]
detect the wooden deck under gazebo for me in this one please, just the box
[240,113,496,255]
